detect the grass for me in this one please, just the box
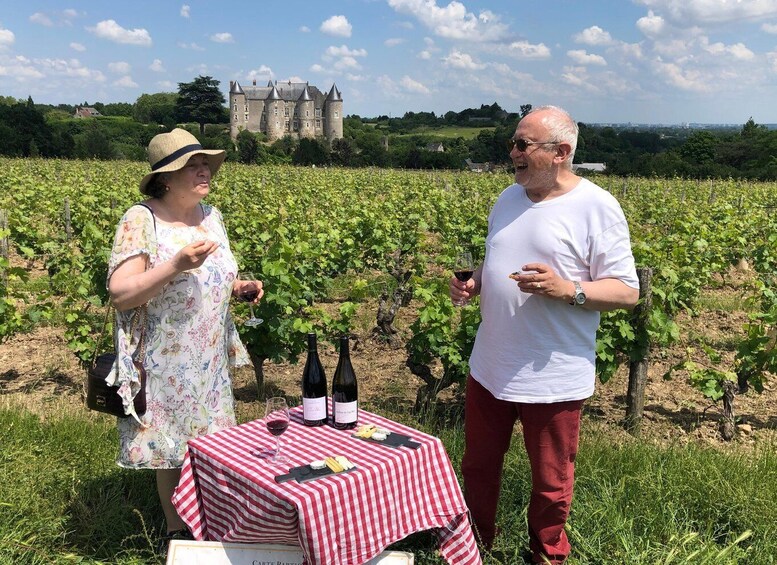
[394,126,496,140]
[1,397,776,564]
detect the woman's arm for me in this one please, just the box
[108,240,220,311]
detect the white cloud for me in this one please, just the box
[30,10,77,27]
[30,13,54,27]
[346,73,367,81]
[574,25,615,46]
[635,0,777,26]
[505,40,551,59]
[88,20,152,46]
[247,65,273,80]
[157,80,175,90]
[108,61,131,74]
[310,63,326,73]
[114,75,138,88]
[0,27,15,49]
[387,0,509,41]
[400,75,431,94]
[300,26,311,33]
[0,55,44,79]
[699,37,754,60]
[181,5,190,18]
[567,49,607,66]
[325,45,367,58]
[178,42,205,51]
[210,32,234,43]
[385,37,405,47]
[762,22,777,33]
[334,56,361,70]
[652,58,710,92]
[150,59,165,72]
[418,50,432,59]
[320,15,352,37]
[442,49,483,69]
[637,10,667,37]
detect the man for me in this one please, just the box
[450,105,639,564]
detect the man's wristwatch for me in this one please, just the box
[570,281,586,306]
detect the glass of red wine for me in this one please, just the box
[453,251,474,306]
[264,396,290,465]
[238,271,263,326]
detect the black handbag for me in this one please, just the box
[86,203,155,418]
[86,305,148,418]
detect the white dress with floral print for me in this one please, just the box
[107,203,249,469]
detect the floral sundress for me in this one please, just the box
[107,203,249,469]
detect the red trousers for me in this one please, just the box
[461,375,583,564]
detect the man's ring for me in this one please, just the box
[535,282,542,289]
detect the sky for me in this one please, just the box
[3,0,777,125]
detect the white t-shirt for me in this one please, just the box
[469,178,639,403]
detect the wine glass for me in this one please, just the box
[453,251,475,306]
[264,397,290,465]
[238,271,263,326]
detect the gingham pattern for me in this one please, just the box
[172,405,482,565]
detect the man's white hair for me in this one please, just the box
[528,105,578,169]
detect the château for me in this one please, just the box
[229,79,343,142]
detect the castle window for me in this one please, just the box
[244,105,248,112]
[334,111,339,118]
[233,103,237,110]
[293,120,298,131]
[233,113,237,121]
[284,107,289,117]
[285,119,290,130]
[315,108,321,117]
[274,108,278,116]
[316,119,321,128]
[244,113,249,121]
[306,110,310,117]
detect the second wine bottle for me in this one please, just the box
[331,335,358,430]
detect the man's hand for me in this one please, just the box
[509,263,574,302]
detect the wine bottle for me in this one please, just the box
[331,335,358,430]
[301,332,328,427]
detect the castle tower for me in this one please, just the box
[265,83,284,141]
[298,83,315,139]
[229,80,246,138]
[324,83,343,142]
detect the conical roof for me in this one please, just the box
[326,83,342,101]
[266,84,282,101]
[298,84,313,102]
[230,81,245,95]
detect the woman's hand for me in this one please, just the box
[233,279,264,303]
[172,240,219,272]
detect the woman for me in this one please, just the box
[106,128,262,546]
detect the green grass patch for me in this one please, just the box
[395,126,496,140]
[2,399,775,564]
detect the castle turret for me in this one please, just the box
[324,84,343,142]
[265,83,284,141]
[229,80,246,138]
[298,83,315,139]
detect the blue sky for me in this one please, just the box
[3,0,777,124]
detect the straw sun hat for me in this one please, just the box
[139,128,226,195]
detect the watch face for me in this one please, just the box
[575,293,586,305]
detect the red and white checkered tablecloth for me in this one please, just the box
[172,405,482,565]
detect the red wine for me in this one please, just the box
[301,332,328,426]
[331,335,358,430]
[266,419,288,436]
[454,270,473,282]
[238,289,259,302]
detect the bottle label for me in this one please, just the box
[303,397,327,420]
[334,400,358,424]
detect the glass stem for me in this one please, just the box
[275,437,282,460]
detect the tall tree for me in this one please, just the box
[176,76,227,134]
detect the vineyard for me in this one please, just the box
[1,158,777,436]
[2,158,777,563]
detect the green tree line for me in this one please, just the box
[3,77,777,179]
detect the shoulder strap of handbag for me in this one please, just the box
[90,203,157,368]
